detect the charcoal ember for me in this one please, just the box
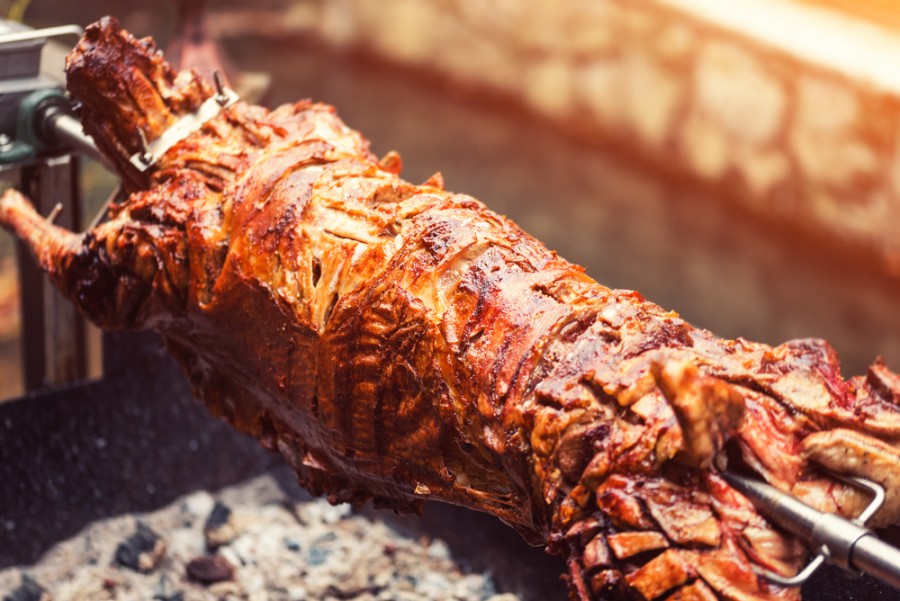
[324,583,379,598]
[186,555,235,584]
[114,522,166,573]
[307,544,332,566]
[0,472,519,601]
[207,581,243,598]
[203,501,238,550]
[153,574,184,601]
[3,574,49,601]
[284,537,302,552]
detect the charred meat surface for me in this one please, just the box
[2,17,899,601]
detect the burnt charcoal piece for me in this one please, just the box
[284,537,302,552]
[114,522,166,573]
[205,501,231,529]
[153,574,185,601]
[3,575,49,601]
[186,555,235,584]
[203,501,237,550]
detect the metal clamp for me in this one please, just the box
[751,473,885,587]
[128,71,238,172]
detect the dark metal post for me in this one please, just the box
[17,153,86,389]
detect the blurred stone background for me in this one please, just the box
[23,0,900,271]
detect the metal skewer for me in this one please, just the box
[0,24,83,45]
[722,470,900,591]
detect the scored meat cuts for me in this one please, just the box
[2,18,900,600]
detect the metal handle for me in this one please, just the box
[722,470,900,591]
[853,534,900,590]
[44,112,112,170]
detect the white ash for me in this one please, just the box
[0,474,520,601]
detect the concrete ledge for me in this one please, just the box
[663,0,900,94]
[208,0,900,272]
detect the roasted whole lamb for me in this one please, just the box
[2,18,899,601]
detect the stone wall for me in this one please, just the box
[235,0,896,272]
[21,0,900,270]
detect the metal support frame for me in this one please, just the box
[14,153,86,390]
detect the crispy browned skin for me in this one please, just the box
[2,18,900,601]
